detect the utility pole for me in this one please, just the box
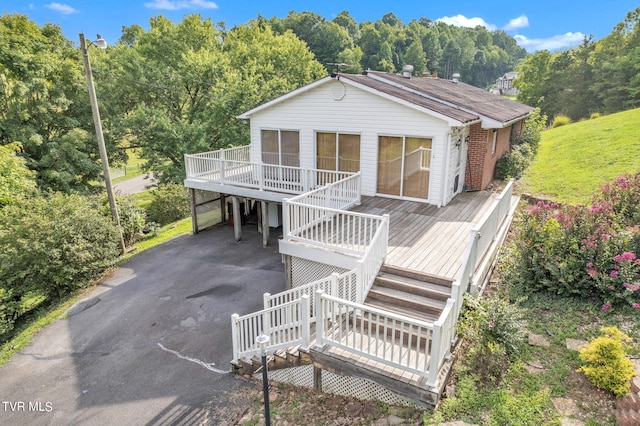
[79,33,126,254]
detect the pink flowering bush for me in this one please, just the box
[588,252,640,311]
[597,171,640,227]
[513,172,640,310]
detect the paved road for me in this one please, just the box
[112,173,157,195]
[0,224,285,425]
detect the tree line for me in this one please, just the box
[1,12,528,193]
[515,7,640,122]
[268,11,527,87]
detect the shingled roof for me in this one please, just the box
[239,70,534,127]
[340,71,534,126]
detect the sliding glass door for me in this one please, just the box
[316,132,360,172]
[377,136,432,199]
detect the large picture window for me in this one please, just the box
[316,132,360,172]
[261,129,300,167]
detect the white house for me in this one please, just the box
[236,69,532,207]
[182,69,531,407]
[493,71,519,96]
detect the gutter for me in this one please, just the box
[439,131,453,207]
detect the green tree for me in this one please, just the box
[515,50,552,109]
[0,142,37,206]
[98,16,324,184]
[277,11,354,72]
[591,7,640,113]
[0,14,101,193]
[404,39,428,75]
[333,11,360,43]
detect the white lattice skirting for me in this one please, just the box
[255,364,422,408]
[290,256,348,288]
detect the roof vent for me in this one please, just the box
[452,73,460,83]
[402,64,414,78]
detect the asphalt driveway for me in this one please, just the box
[0,224,286,425]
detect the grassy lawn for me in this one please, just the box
[111,148,147,183]
[460,110,640,425]
[520,108,640,205]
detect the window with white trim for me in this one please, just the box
[261,129,299,167]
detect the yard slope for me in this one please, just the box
[520,108,640,205]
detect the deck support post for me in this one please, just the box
[313,365,322,393]
[190,188,198,234]
[220,194,227,223]
[261,201,269,247]
[232,196,242,241]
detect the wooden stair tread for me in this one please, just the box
[368,285,447,311]
[364,298,440,323]
[380,265,453,287]
[376,272,451,301]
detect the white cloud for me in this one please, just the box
[45,3,78,15]
[504,15,529,31]
[514,32,586,52]
[437,14,497,31]
[144,0,218,10]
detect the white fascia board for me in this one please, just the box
[339,76,465,127]
[237,76,334,119]
[480,113,530,129]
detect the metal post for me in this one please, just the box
[261,348,271,426]
[256,334,271,426]
[261,201,269,247]
[79,33,125,254]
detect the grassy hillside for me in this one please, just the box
[520,108,640,205]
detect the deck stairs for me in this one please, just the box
[231,264,454,379]
[365,265,453,324]
[231,345,313,376]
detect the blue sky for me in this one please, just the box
[3,0,638,52]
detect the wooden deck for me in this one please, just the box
[351,191,498,280]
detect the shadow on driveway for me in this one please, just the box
[0,224,285,425]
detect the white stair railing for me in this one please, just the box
[231,295,310,362]
[315,290,435,378]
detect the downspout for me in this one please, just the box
[439,131,452,207]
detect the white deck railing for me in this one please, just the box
[453,179,515,317]
[263,271,353,313]
[185,146,358,196]
[354,213,389,303]
[226,149,514,387]
[315,291,435,379]
[283,173,388,257]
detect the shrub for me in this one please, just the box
[145,183,190,226]
[112,195,148,246]
[512,107,546,155]
[590,112,601,120]
[511,172,640,308]
[0,193,119,336]
[552,115,572,128]
[458,294,527,383]
[495,143,531,179]
[597,171,640,227]
[577,326,636,397]
[496,108,546,180]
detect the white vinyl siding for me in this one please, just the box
[247,80,451,206]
